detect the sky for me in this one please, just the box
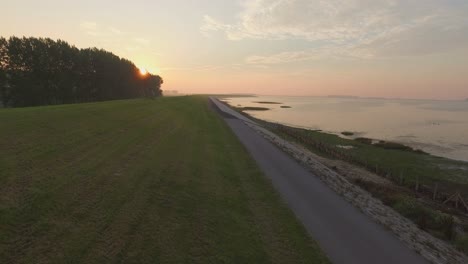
[1,0,468,99]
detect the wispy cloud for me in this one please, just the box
[108,27,123,35]
[202,0,468,59]
[78,22,156,60]
[200,15,237,38]
[134,38,150,46]
[125,46,141,52]
[79,21,98,36]
[160,63,246,72]
[245,45,370,64]
[80,22,128,38]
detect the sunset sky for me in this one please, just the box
[2,0,468,99]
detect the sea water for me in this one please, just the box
[224,96,468,162]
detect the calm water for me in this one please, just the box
[224,96,468,162]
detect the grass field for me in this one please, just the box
[0,96,329,264]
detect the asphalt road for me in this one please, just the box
[211,98,428,264]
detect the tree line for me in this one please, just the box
[0,36,163,107]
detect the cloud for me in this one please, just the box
[125,46,141,52]
[245,45,373,64]
[78,22,153,55]
[80,22,127,37]
[200,15,230,37]
[79,21,98,36]
[134,38,150,46]
[109,27,123,35]
[246,50,327,64]
[160,64,245,72]
[356,14,468,57]
[202,0,468,59]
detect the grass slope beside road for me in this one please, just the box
[0,96,329,264]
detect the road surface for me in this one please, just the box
[211,98,428,264]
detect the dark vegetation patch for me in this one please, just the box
[355,137,373,144]
[239,106,270,111]
[341,131,354,136]
[254,101,283,104]
[281,106,292,108]
[354,179,456,242]
[355,137,427,154]
[374,141,417,152]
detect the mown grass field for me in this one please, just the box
[0,96,329,264]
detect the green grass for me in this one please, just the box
[0,96,329,264]
[270,125,468,190]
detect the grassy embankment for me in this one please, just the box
[0,96,329,264]
[256,120,468,252]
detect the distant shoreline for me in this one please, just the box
[219,94,467,102]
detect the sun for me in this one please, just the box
[139,67,148,76]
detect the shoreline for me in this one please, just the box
[220,99,468,170]
[219,97,468,163]
[248,115,468,163]
[216,99,468,259]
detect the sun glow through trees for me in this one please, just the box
[139,67,148,76]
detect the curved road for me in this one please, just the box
[211,98,428,264]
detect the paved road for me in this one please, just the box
[211,98,428,264]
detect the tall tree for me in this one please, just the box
[0,37,163,107]
[0,37,8,106]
